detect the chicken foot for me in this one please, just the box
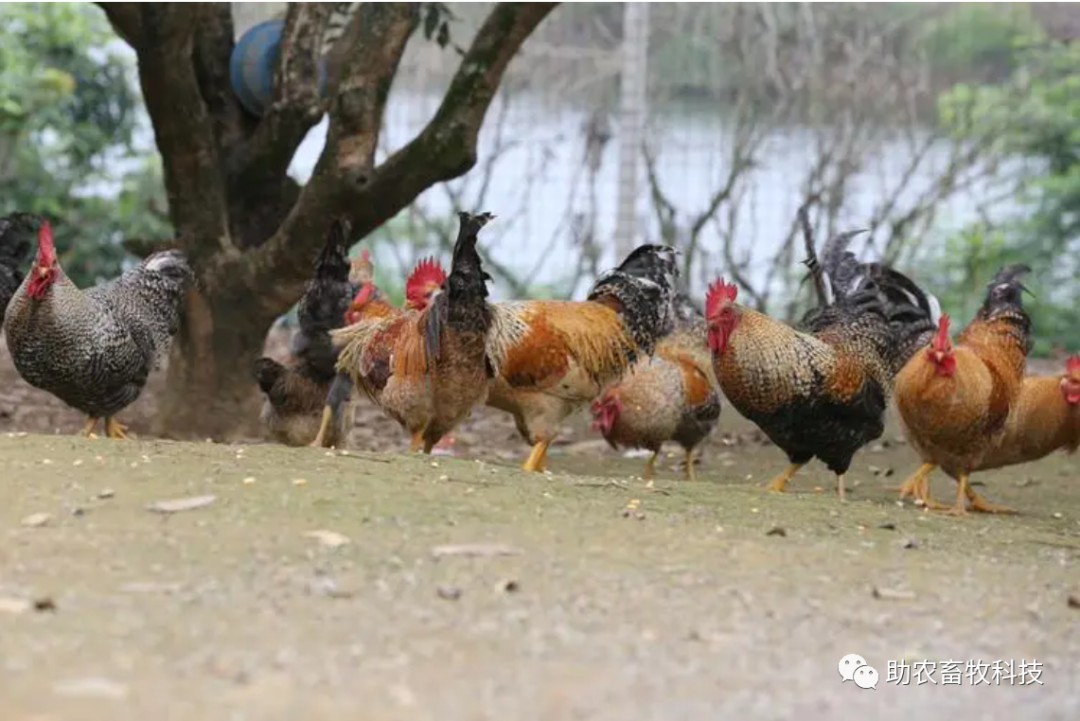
[409,431,424,453]
[80,417,99,438]
[684,447,697,481]
[309,406,334,448]
[836,473,847,501]
[104,418,129,440]
[964,484,1016,514]
[766,462,804,493]
[895,463,945,508]
[643,451,658,481]
[522,439,552,473]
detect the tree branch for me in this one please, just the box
[134,3,234,271]
[97,2,143,49]
[248,2,559,313]
[229,3,335,188]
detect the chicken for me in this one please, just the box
[327,211,493,452]
[590,297,720,480]
[893,264,1034,515]
[0,213,35,319]
[973,354,1080,471]
[3,217,194,439]
[254,220,361,447]
[308,254,448,448]
[485,244,680,472]
[705,229,939,499]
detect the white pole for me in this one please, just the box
[614,1,650,263]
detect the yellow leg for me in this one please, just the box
[80,417,99,438]
[940,473,971,516]
[409,431,424,453]
[308,406,334,448]
[522,439,552,473]
[643,450,658,480]
[767,462,804,493]
[836,473,846,501]
[894,464,937,505]
[965,484,1016,514]
[104,417,129,440]
[684,447,696,481]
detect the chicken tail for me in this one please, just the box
[586,244,680,355]
[424,211,495,364]
[293,219,356,382]
[0,213,38,316]
[972,263,1034,354]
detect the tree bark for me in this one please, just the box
[96,2,558,440]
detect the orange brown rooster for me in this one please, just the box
[705,229,939,499]
[590,295,720,480]
[893,264,1033,515]
[319,211,494,453]
[484,244,680,472]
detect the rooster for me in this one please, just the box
[485,244,680,472]
[308,254,448,448]
[893,264,1034,515]
[3,216,194,439]
[327,211,493,452]
[590,298,720,480]
[705,229,939,498]
[254,219,363,447]
[1,213,35,318]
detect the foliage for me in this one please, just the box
[936,38,1080,356]
[0,3,168,286]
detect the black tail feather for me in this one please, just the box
[293,219,356,382]
[425,211,495,364]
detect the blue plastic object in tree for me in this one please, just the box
[229,18,328,117]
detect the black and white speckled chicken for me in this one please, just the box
[254,219,364,447]
[3,216,194,439]
[0,212,35,319]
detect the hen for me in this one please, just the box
[0,213,35,318]
[973,355,1080,472]
[3,217,194,438]
[706,229,939,498]
[893,264,1034,514]
[590,296,721,480]
[254,220,362,447]
[485,244,680,472]
[328,211,493,452]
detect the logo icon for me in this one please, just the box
[838,654,878,690]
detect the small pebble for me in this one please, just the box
[1052,512,1064,519]
[876,522,897,531]
[499,579,520,594]
[765,526,787,537]
[98,488,115,499]
[901,538,919,549]
[21,512,52,528]
[436,585,461,601]
[1068,594,1080,609]
[292,478,308,486]
[438,474,449,481]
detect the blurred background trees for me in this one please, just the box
[4,1,1080,433]
[0,3,170,287]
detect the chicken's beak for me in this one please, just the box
[933,350,945,364]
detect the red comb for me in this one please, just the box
[705,279,737,318]
[406,257,447,292]
[1067,355,1080,374]
[360,249,370,261]
[933,314,951,349]
[38,220,55,255]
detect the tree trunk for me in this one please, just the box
[152,289,275,440]
[97,2,558,439]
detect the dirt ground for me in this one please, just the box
[2,404,1079,720]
